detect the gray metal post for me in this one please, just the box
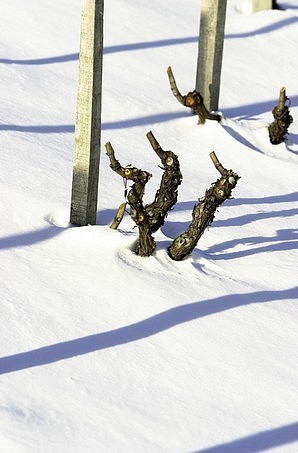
[252,0,272,12]
[195,0,227,112]
[70,0,104,226]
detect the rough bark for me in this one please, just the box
[268,87,293,145]
[105,142,155,256]
[106,133,183,256]
[167,66,221,124]
[168,152,240,261]
[145,131,183,233]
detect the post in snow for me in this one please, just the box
[70,0,104,226]
[195,0,227,112]
[252,0,272,12]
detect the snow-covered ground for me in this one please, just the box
[0,1,297,452]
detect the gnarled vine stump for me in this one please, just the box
[268,87,293,145]
[105,142,155,256]
[168,152,240,261]
[145,131,182,232]
[106,132,182,257]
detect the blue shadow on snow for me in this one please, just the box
[0,287,297,375]
[0,111,189,133]
[205,228,298,261]
[0,226,64,250]
[194,422,298,453]
[1,16,297,65]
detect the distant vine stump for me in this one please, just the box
[70,0,104,226]
[195,0,227,112]
[268,87,293,145]
[167,66,220,124]
[168,152,240,261]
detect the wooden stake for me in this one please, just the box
[70,0,104,226]
[252,0,272,12]
[195,0,227,112]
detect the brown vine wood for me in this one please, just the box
[167,66,221,124]
[268,87,293,145]
[168,152,240,261]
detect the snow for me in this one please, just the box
[0,0,298,452]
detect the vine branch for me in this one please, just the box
[168,152,240,261]
[167,66,221,124]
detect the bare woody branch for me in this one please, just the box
[110,202,127,230]
[167,66,221,124]
[105,142,155,256]
[166,66,185,106]
[168,152,240,261]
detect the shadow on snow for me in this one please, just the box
[173,193,298,212]
[0,226,64,250]
[0,16,297,65]
[0,112,189,133]
[194,422,298,453]
[0,287,297,375]
[205,228,298,260]
[0,93,297,133]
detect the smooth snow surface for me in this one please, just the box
[0,1,298,452]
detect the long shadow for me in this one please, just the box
[0,124,75,133]
[194,422,298,453]
[207,228,298,254]
[0,112,189,134]
[0,225,64,250]
[206,228,298,260]
[1,94,297,134]
[225,15,298,39]
[223,192,298,207]
[287,132,298,144]
[286,133,298,154]
[161,207,298,240]
[222,95,298,119]
[0,36,197,64]
[1,17,297,66]
[174,193,298,212]
[0,53,79,65]
[209,239,298,260]
[220,124,262,153]
[101,111,189,130]
[0,287,297,375]
[213,207,298,228]
[281,2,298,9]
[162,199,298,239]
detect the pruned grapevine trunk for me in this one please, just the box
[168,152,240,261]
[145,131,182,232]
[105,142,156,256]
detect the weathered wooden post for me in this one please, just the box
[195,0,227,112]
[252,0,272,12]
[70,0,104,226]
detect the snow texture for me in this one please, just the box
[0,0,298,452]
